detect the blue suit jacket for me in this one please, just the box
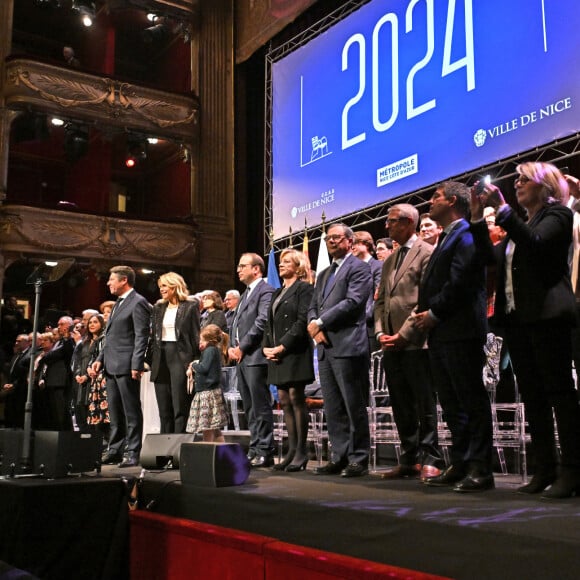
[418,219,488,343]
[308,253,372,358]
[99,290,152,375]
[231,279,275,366]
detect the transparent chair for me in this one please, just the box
[367,350,400,473]
[221,366,244,431]
[483,333,528,481]
[272,407,327,467]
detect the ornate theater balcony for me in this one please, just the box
[0,204,197,268]
[4,57,199,144]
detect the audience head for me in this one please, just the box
[430,181,471,225]
[375,238,394,261]
[87,313,105,338]
[279,248,310,281]
[199,323,229,362]
[108,265,135,296]
[157,272,189,303]
[325,223,354,260]
[351,231,375,259]
[514,161,569,209]
[223,290,240,311]
[237,253,265,286]
[201,290,224,311]
[99,300,115,323]
[386,204,419,246]
[419,213,443,246]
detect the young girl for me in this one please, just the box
[186,324,229,442]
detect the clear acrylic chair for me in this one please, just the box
[483,333,528,481]
[367,350,400,473]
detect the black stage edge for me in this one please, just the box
[135,465,580,580]
[0,476,129,580]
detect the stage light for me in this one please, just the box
[44,261,58,267]
[147,137,159,145]
[142,22,170,43]
[72,0,96,27]
[51,117,65,127]
[33,0,61,7]
[125,134,147,168]
[147,13,159,22]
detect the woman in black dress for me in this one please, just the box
[263,249,314,472]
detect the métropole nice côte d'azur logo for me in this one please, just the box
[473,97,572,147]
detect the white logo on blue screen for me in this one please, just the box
[473,129,487,148]
[291,188,336,219]
[377,154,418,187]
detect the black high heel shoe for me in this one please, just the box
[272,453,295,471]
[285,458,308,472]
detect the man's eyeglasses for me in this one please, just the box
[385,217,408,225]
[326,234,346,243]
[237,263,253,270]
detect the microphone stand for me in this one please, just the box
[18,259,74,475]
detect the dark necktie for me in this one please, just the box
[323,262,338,298]
[110,297,124,320]
[394,247,408,272]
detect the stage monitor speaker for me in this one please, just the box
[140,433,194,469]
[179,442,250,487]
[33,431,102,478]
[0,429,25,476]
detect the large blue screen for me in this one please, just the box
[271,0,580,239]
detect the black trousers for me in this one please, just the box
[428,338,493,472]
[106,373,143,456]
[382,348,443,468]
[506,318,580,472]
[153,342,191,433]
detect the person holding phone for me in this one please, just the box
[471,162,580,499]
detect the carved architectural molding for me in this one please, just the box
[0,205,198,267]
[235,0,317,63]
[4,58,199,143]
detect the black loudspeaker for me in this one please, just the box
[140,433,194,469]
[179,442,250,487]
[33,431,103,478]
[0,429,25,476]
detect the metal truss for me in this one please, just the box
[263,0,580,253]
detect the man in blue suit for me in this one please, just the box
[414,182,494,492]
[93,265,151,467]
[308,224,372,477]
[228,253,275,467]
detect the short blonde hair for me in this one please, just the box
[280,248,310,281]
[516,161,569,205]
[157,272,190,302]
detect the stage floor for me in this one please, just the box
[99,458,580,580]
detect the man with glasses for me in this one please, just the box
[308,224,372,477]
[223,290,240,335]
[228,254,275,467]
[375,204,444,482]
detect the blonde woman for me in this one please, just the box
[149,272,200,433]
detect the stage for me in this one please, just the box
[2,433,580,579]
[128,460,580,580]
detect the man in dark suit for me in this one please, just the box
[1,334,31,428]
[308,223,372,477]
[228,253,275,467]
[93,265,151,467]
[223,289,240,336]
[39,316,75,431]
[374,203,443,481]
[414,181,494,492]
